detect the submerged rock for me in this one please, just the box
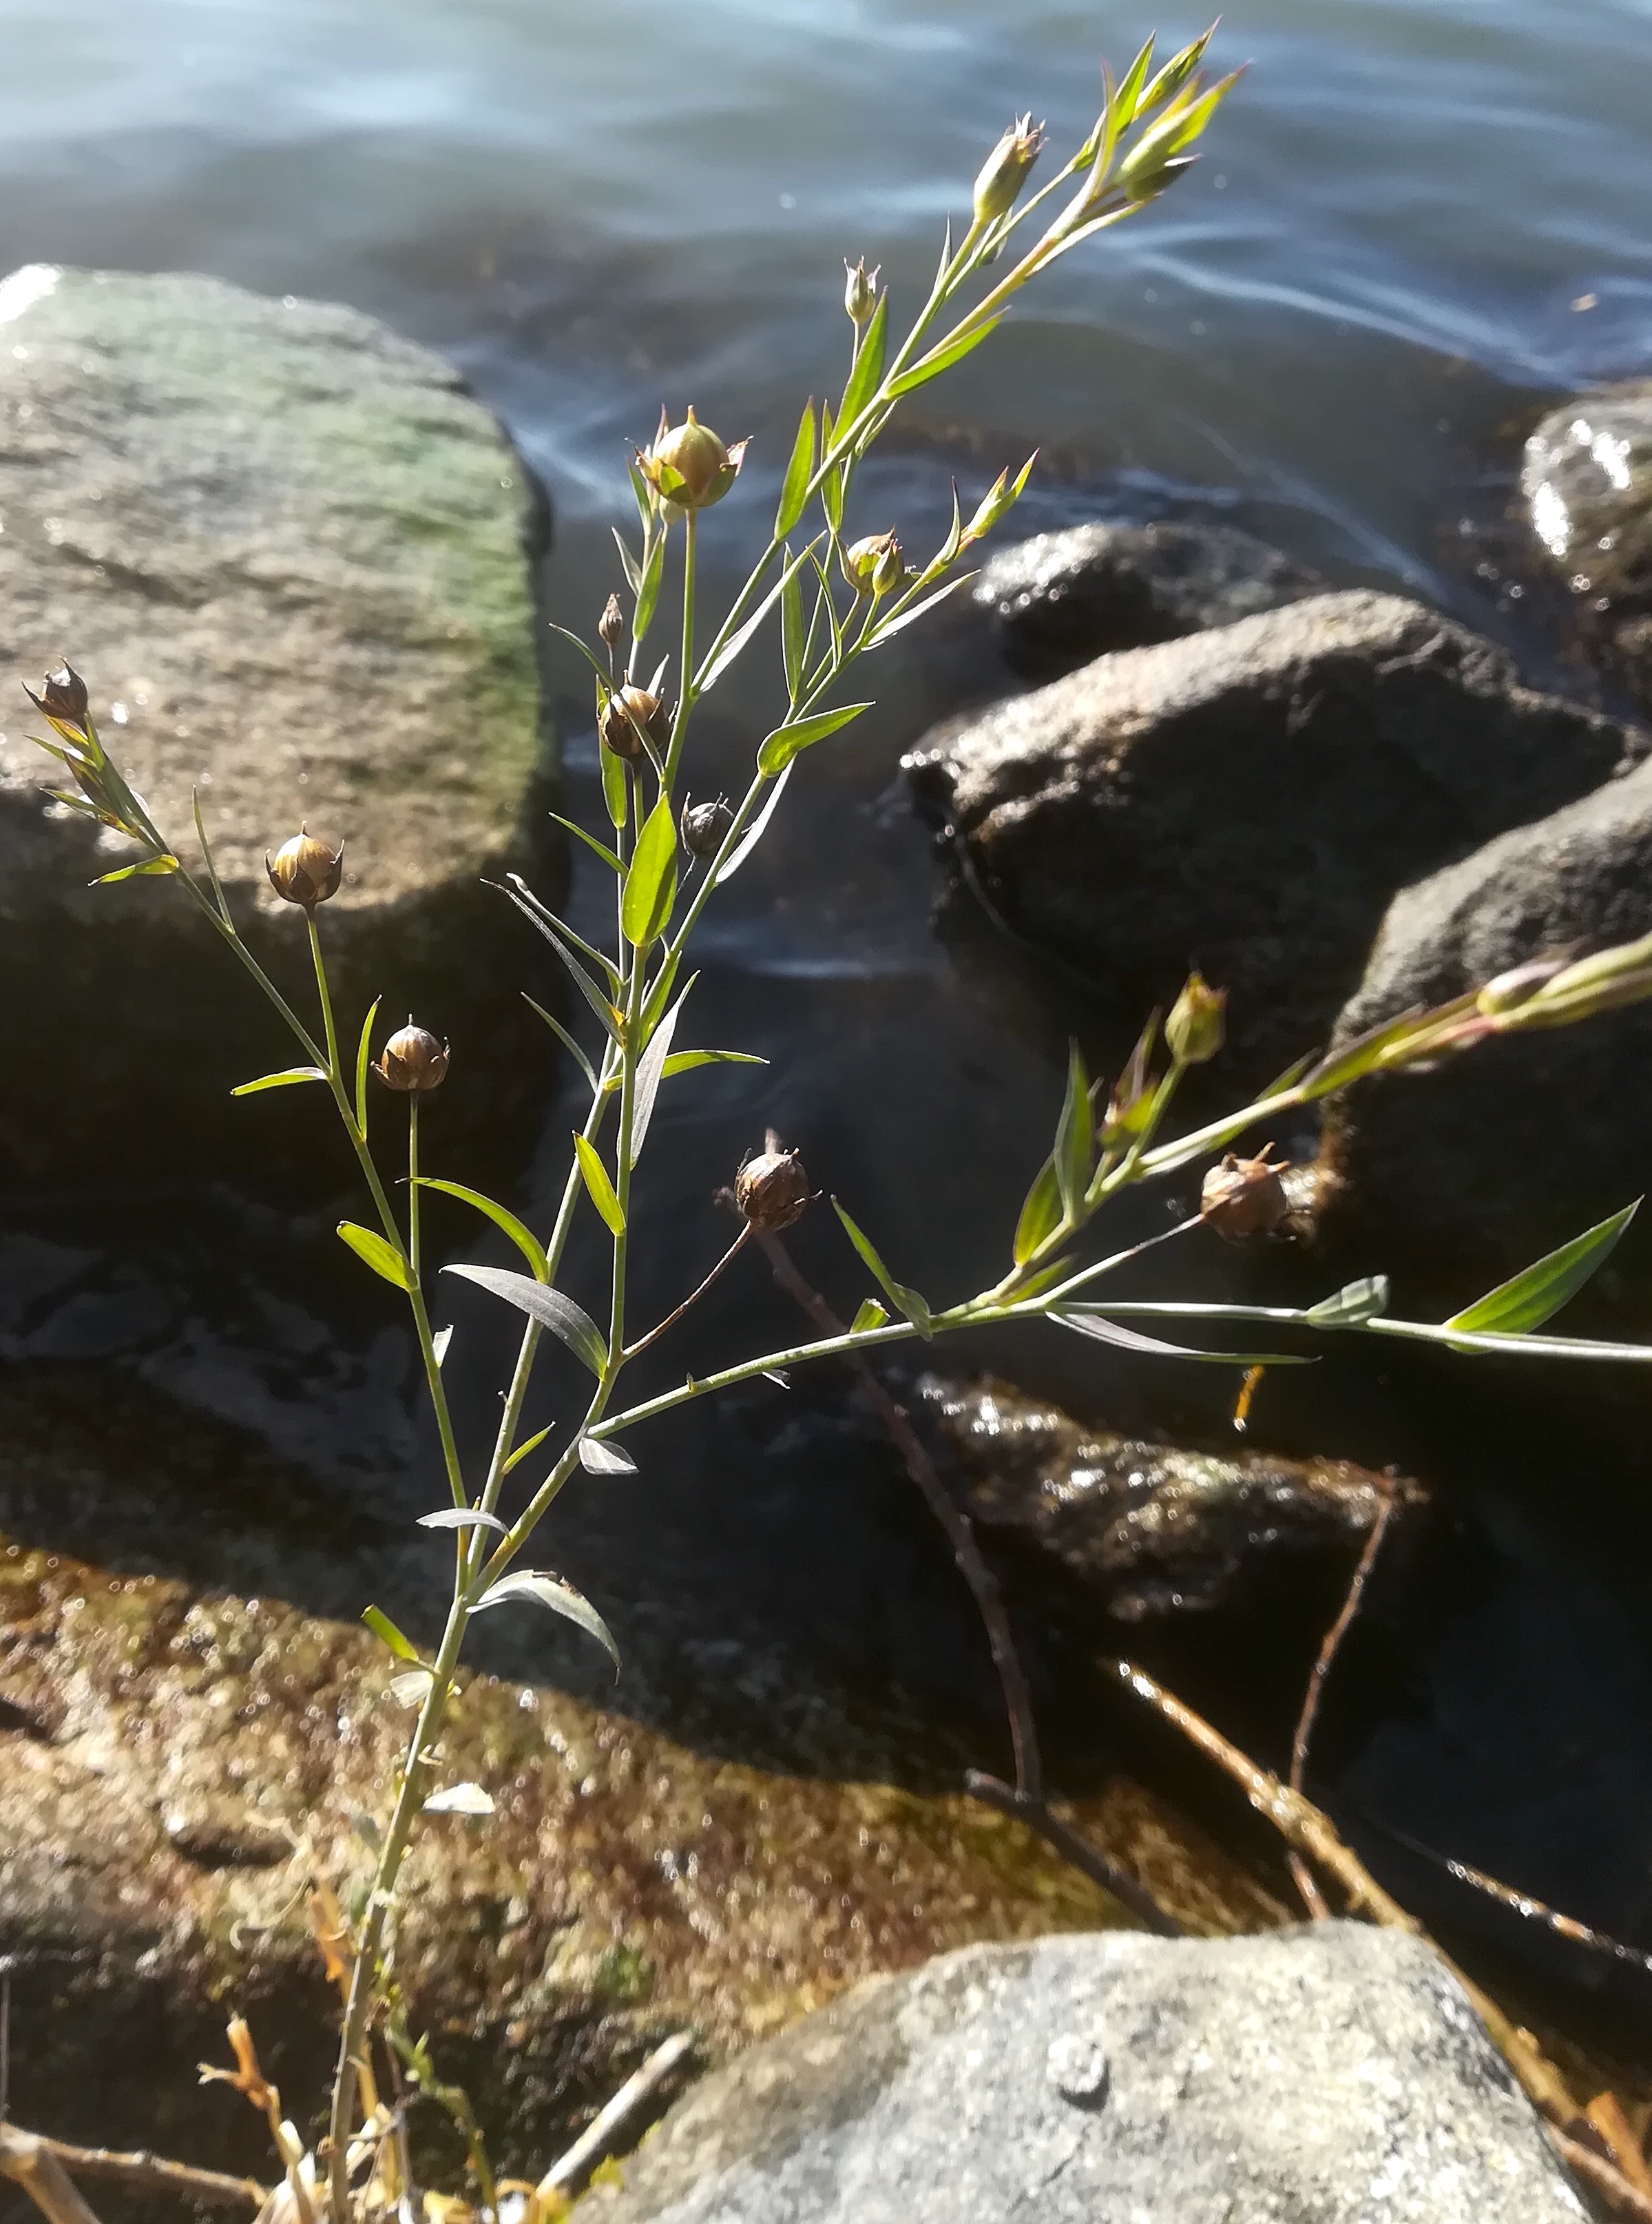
[918,1373,1419,1624]
[0,264,554,1180]
[581,1926,1584,2224]
[974,519,1323,680]
[1310,750,1652,1306]
[1523,382,1652,711]
[912,590,1641,1081]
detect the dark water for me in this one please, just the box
[3,0,1652,2028]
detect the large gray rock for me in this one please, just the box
[0,263,553,1178]
[1310,751,1652,1306]
[582,1926,1585,2223]
[974,518,1323,679]
[1523,382,1652,711]
[913,590,1642,1081]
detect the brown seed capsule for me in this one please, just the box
[680,794,733,859]
[733,1129,810,1233]
[374,1021,450,1094]
[1200,1144,1290,1241]
[265,826,344,909]
[600,685,670,762]
[28,661,91,731]
[599,594,627,652]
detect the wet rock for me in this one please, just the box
[0,1538,1133,2185]
[0,263,554,1181]
[918,1373,1419,1624]
[1523,382,1652,711]
[1310,750,1652,1307]
[580,1926,1584,2223]
[974,519,1323,680]
[912,591,1642,1082]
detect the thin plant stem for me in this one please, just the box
[627,1225,751,1360]
[534,2033,695,2200]
[1287,1483,1396,1918]
[963,1773,1180,1935]
[666,510,697,786]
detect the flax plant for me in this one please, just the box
[25,28,1652,2217]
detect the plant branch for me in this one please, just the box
[25,2137,266,2214]
[0,2130,105,2224]
[627,1225,751,1360]
[534,2033,696,2201]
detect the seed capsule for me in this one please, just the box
[375,1021,450,1094]
[28,661,91,731]
[1165,971,1226,1066]
[844,258,881,328]
[1200,1145,1289,1241]
[681,794,734,859]
[638,406,749,515]
[600,685,670,762]
[599,594,627,652]
[972,114,1047,227]
[841,530,904,599]
[265,827,344,909]
[733,1130,810,1233]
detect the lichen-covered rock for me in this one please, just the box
[918,1373,1419,1623]
[974,519,1322,680]
[0,263,553,1178]
[1523,382,1652,711]
[1308,749,1652,1307]
[581,1926,1585,2223]
[910,591,1641,1081]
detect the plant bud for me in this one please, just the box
[681,793,734,859]
[265,827,344,909]
[27,661,90,731]
[638,406,749,515]
[1118,148,1198,203]
[600,685,670,762]
[375,1021,450,1094]
[844,258,881,328]
[841,530,904,599]
[733,1130,810,1233]
[972,114,1046,227]
[1200,1145,1289,1241]
[599,594,627,652]
[1165,971,1226,1065]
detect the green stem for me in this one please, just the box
[666,511,697,788]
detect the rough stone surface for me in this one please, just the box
[918,1372,1421,1623]
[912,590,1642,1080]
[1310,749,1652,1305]
[1523,382,1652,710]
[581,1926,1585,2223]
[974,519,1323,679]
[0,1369,1284,2187]
[0,262,553,1177]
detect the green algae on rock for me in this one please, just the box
[0,263,554,1178]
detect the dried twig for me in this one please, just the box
[1548,2126,1652,2224]
[965,1771,1181,1935]
[31,2139,266,2213]
[0,2129,106,2224]
[1286,1484,1396,1918]
[534,2031,695,2199]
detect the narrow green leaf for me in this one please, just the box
[443,1262,609,1375]
[1054,1044,1093,1222]
[551,812,623,877]
[231,1065,328,1098]
[600,732,629,830]
[499,882,622,1042]
[628,459,653,534]
[470,1568,621,1677]
[412,1177,549,1280]
[364,1603,421,1663]
[660,1049,769,1077]
[832,1198,933,1338]
[631,983,690,1166]
[1444,1202,1640,1338]
[850,1298,889,1336]
[838,290,889,432]
[355,995,383,1135]
[886,315,1004,399]
[1014,1156,1063,1266]
[782,552,806,703]
[621,793,679,948]
[757,701,874,777]
[1111,33,1156,127]
[699,540,819,694]
[524,993,600,1097]
[634,527,667,645]
[866,572,978,647]
[1140,25,1216,116]
[507,873,621,988]
[338,1220,415,1291]
[502,1421,555,1477]
[775,400,816,538]
[611,526,642,595]
[819,399,844,531]
[1052,1312,1308,1365]
[574,1133,627,1236]
[714,765,791,886]
[1306,1276,1391,1329]
[91,852,178,885]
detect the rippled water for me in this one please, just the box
[3,0,1652,2008]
